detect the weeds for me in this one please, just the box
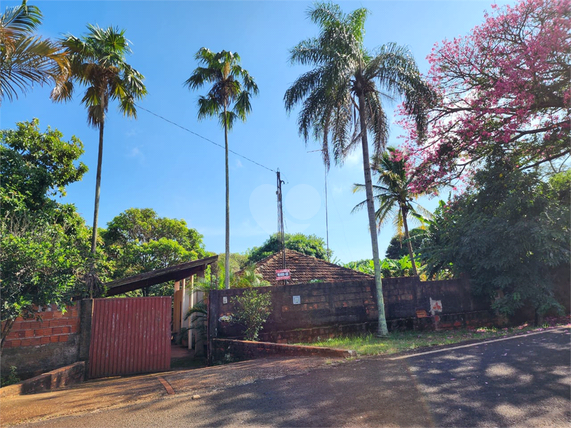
[1,366,20,387]
[298,320,570,356]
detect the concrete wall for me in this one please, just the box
[208,277,493,344]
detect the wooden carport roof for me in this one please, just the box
[104,255,218,297]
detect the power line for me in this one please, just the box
[135,104,277,173]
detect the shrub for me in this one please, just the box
[231,289,272,341]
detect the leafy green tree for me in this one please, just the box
[185,48,258,290]
[420,161,570,319]
[102,208,207,296]
[231,289,272,341]
[284,2,435,335]
[103,208,204,253]
[344,259,375,276]
[51,24,147,256]
[344,254,420,278]
[385,228,425,260]
[247,233,330,264]
[1,119,87,213]
[354,147,431,275]
[0,1,68,103]
[0,121,101,349]
[1,212,87,349]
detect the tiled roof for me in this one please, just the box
[249,249,372,286]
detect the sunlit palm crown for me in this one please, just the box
[354,148,432,234]
[0,1,68,104]
[51,24,147,127]
[184,48,259,130]
[284,2,436,170]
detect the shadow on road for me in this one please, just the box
[160,329,571,427]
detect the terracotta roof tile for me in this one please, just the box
[249,249,372,286]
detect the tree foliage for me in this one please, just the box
[385,228,425,260]
[0,1,68,103]
[185,48,258,290]
[353,147,432,274]
[52,24,147,255]
[232,264,271,289]
[246,233,330,264]
[102,208,207,295]
[400,0,571,192]
[284,2,435,336]
[1,212,87,348]
[0,121,95,349]
[0,118,87,213]
[345,254,421,279]
[419,161,570,317]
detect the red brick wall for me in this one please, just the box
[2,304,80,349]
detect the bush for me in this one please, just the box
[231,289,272,341]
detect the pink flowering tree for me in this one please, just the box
[399,0,570,192]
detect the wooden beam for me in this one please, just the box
[104,255,218,296]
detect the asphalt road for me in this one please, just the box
[18,328,571,427]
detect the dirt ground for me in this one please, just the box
[1,356,337,426]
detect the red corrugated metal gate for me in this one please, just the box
[89,297,171,379]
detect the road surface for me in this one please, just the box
[10,328,571,427]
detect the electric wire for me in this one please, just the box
[136,104,277,173]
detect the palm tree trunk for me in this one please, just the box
[90,121,104,255]
[358,92,389,337]
[401,206,418,276]
[224,106,230,290]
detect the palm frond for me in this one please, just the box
[0,3,69,103]
[197,95,220,120]
[186,47,257,133]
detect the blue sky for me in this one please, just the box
[2,0,514,263]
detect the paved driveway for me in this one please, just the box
[5,328,570,427]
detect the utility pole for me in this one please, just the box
[276,170,286,276]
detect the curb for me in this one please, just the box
[0,361,86,397]
[212,338,356,362]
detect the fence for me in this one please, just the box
[208,276,493,345]
[2,297,172,381]
[88,297,171,378]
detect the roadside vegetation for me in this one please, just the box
[1,0,569,350]
[303,317,571,356]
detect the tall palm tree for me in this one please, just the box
[353,147,432,276]
[184,48,258,290]
[51,25,147,256]
[0,1,68,104]
[284,2,435,336]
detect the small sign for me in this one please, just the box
[416,309,429,318]
[293,296,301,305]
[430,298,443,315]
[276,269,291,280]
[222,297,228,304]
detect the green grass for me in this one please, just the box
[298,318,571,356]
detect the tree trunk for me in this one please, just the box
[90,121,105,255]
[401,206,418,276]
[0,318,15,351]
[224,106,230,290]
[358,92,389,337]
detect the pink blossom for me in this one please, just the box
[398,0,570,192]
